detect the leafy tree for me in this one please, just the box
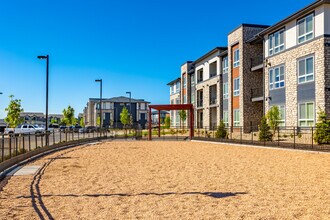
[5,95,24,128]
[267,106,281,137]
[120,107,130,131]
[258,116,273,141]
[80,117,85,127]
[215,120,228,139]
[96,116,100,126]
[178,110,187,129]
[314,109,330,144]
[61,105,75,126]
[164,116,170,129]
[50,118,58,124]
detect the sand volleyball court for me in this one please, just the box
[0,141,329,219]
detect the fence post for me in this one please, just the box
[66,131,68,142]
[311,127,314,149]
[277,128,280,146]
[22,135,25,153]
[240,127,242,144]
[293,127,296,149]
[60,129,62,143]
[15,136,18,156]
[41,134,43,148]
[1,134,4,162]
[213,126,215,139]
[9,135,12,159]
[72,131,74,141]
[53,130,55,145]
[29,133,31,151]
[35,134,38,150]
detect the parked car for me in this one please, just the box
[86,126,97,133]
[4,124,45,135]
[59,126,67,132]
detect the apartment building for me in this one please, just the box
[167,0,330,130]
[84,96,149,129]
[194,47,227,128]
[167,78,181,127]
[180,61,194,127]
[259,0,330,127]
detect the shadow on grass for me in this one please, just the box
[19,191,247,199]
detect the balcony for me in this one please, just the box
[251,87,263,102]
[197,99,203,108]
[209,97,217,105]
[197,78,203,83]
[250,55,263,71]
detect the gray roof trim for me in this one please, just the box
[193,47,227,65]
[166,77,181,85]
[218,50,228,57]
[228,23,270,35]
[181,61,193,66]
[259,0,330,36]
[89,96,150,103]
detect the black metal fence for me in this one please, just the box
[193,126,330,152]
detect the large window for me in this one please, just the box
[234,109,240,126]
[233,78,240,96]
[183,95,187,104]
[197,69,203,83]
[170,85,174,94]
[223,82,229,99]
[233,49,240,68]
[269,65,285,90]
[299,102,314,127]
[298,14,313,44]
[209,61,217,78]
[176,82,180,93]
[279,105,285,127]
[222,56,228,73]
[298,56,314,84]
[183,76,186,88]
[223,111,228,127]
[191,91,195,104]
[269,29,284,55]
[191,74,195,86]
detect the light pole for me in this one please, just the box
[37,55,49,146]
[95,79,102,130]
[126,92,132,126]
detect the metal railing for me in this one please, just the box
[251,87,263,99]
[250,55,263,69]
[209,97,217,105]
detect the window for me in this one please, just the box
[197,69,203,83]
[233,78,240,96]
[176,82,180,93]
[191,74,195,86]
[269,29,284,55]
[222,56,228,73]
[298,14,314,44]
[269,65,285,90]
[298,56,314,84]
[223,82,229,99]
[183,95,187,104]
[271,105,285,127]
[299,102,314,127]
[234,109,240,126]
[233,49,240,68]
[183,76,186,88]
[209,61,217,78]
[223,111,228,127]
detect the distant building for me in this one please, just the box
[20,112,63,126]
[151,110,169,124]
[0,119,6,132]
[84,96,150,129]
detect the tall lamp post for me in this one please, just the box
[37,55,49,146]
[95,79,102,130]
[126,92,132,126]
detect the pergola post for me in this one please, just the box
[148,106,152,140]
[158,110,161,137]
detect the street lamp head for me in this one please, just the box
[0,92,2,95]
[37,55,48,60]
[95,79,102,82]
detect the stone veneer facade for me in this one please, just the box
[265,36,328,126]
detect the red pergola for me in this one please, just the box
[148,104,194,140]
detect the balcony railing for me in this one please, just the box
[197,78,203,83]
[251,87,263,101]
[209,97,217,105]
[250,55,263,71]
[197,99,203,107]
[209,72,217,78]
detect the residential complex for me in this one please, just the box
[167,0,330,129]
[83,96,150,129]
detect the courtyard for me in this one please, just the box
[0,141,329,219]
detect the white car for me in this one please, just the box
[4,124,45,135]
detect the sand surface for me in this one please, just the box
[0,141,329,219]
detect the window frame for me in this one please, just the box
[233,78,240,96]
[297,13,314,44]
[223,82,229,99]
[233,49,240,68]
[223,111,229,127]
[233,109,240,127]
[298,102,315,127]
[297,55,314,84]
[269,65,285,90]
[268,28,285,56]
[222,56,228,74]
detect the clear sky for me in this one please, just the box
[0,0,315,118]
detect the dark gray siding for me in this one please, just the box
[297,81,315,102]
[269,88,285,105]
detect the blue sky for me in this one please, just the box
[0,0,314,118]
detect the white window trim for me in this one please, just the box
[222,57,228,74]
[268,29,285,56]
[223,111,229,127]
[233,78,240,96]
[269,65,285,90]
[297,14,314,44]
[298,55,314,84]
[298,102,315,127]
[223,82,229,99]
[233,49,240,68]
[233,109,240,127]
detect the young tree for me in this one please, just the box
[96,116,100,126]
[62,105,75,126]
[314,109,330,144]
[178,110,187,130]
[50,118,58,124]
[215,120,228,139]
[267,106,281,137]
[258,116,273,141]
[80,117,85,127]
[120,107,130,132]
[5,95,24,128]
[164,116,171,129]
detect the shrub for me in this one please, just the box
[314,110,330,144]
[215,120,228,139]
[258,116,273,141]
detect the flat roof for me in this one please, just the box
[166,77,181,86]
[193,47,227,65]
[228,23,270,35]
